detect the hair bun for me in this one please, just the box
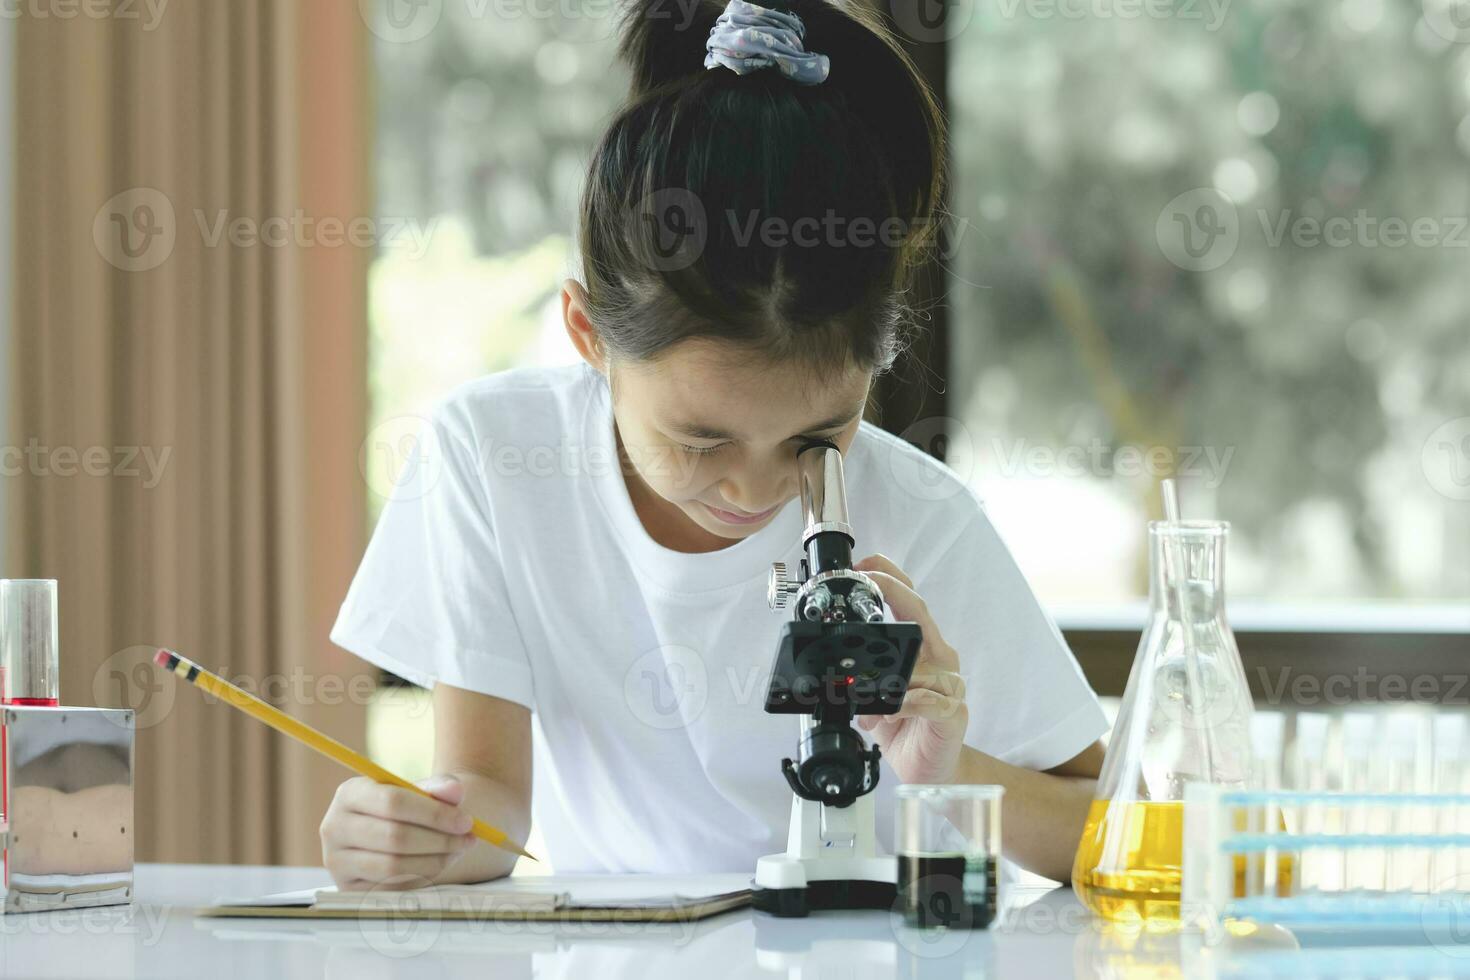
[618,0,724,96]
[586,0,946,374]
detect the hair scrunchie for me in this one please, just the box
[704,0,831,87]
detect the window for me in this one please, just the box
[947,4,1470,618]
[363,4,1468,710]
[366,8,629,524]
[362,8,629,810]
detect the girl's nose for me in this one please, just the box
[720,472,793,516]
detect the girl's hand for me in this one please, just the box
[853,554,969,785]
[320,775,479,890]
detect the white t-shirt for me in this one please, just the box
[330,363,1107,874]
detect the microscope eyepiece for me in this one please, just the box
[795,441,854,577]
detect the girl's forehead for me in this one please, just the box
[626,341,872,435]
[647,337,866,386]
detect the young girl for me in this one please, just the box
[321,0,1107,891]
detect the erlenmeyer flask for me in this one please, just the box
[1073,521,1256,925]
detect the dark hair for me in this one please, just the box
[579,0,946,377]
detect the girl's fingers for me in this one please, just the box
[853,562,960,674]
[339,779,474,836]
[854,553,913,590]
[907,669,966,702]
[327,812,475,857]
[332,848,465,888]
[859,673,966,734]
[848,556,967,743]
[856,566,932,635]
[891,687,967,725]
[859,712,901,740]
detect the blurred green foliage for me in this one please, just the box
[365,7,630,527]
[950,2,1470,601]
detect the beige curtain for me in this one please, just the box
[10,1,374,866]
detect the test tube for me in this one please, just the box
[1341,713,1379,894]
[1250,712,1287,897]
[1292,713,1330,894]
[1384,713,1426,893]
[895,785,1003,930]
[0,579,60,706]
[1433,714,1469,888]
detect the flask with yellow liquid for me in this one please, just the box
[1073,513,1276,927]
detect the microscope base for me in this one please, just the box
[751,853,897,917]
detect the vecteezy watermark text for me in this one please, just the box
[1257,666,1470,707]
[989,437,1236,488]
[628,190,971,273]
[192,210,437,257]
[360,415,713,502]
[0,0,169,30]
[1257,210,1470,250]
[358,0,694,45]
[94,645,419,730]
[1157,188,1470,272]
[93,187,439,273]
[0,440,171,489]
[993,0,1230,30]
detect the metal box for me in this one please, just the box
[1,705,134,913]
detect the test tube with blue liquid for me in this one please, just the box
[1185,784,1470,930]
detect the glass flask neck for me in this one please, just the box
[1108,517,1254,799]
[1147,521,1228,625]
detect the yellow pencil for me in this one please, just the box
[153,648,536,862]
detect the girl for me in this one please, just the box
[321,0,1107,891]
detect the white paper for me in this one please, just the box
[211,887,321,908]
[517,873,752,907]
[314,887,564,911]
[214,872,752,911]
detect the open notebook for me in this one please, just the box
[199,873,753,923]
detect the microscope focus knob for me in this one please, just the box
[768,562,801,611]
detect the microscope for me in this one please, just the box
[751,440,923,916]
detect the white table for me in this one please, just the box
[0,864,1464,978]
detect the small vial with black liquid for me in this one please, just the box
[895,784,1004,930]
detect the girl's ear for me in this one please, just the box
[561,279,607,372]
